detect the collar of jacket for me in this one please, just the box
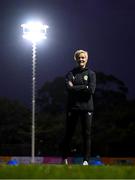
[76,66,88,72]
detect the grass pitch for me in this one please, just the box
[0,164,135,179]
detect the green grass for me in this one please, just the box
[0,164,135,179]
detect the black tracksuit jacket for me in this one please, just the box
[65,67,96,112]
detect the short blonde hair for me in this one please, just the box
[74,50,88,61]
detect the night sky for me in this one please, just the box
[1,0,135,106]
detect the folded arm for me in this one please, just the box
[65,71,96,94]
[65,72,91,92]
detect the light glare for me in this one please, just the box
[21,21,49,42]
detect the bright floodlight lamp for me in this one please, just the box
[21,21,49,163]
[21,22,49,42]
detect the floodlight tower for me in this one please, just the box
[21,22,49,163]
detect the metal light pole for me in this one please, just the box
[32,41,36,163]
[21,22,49,163]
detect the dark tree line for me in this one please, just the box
[0,72,135,157]
[0,98,31,155]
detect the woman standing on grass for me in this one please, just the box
[62,50,96,165]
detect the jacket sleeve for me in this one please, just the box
[65,72,88,92]
[87,70,96,94]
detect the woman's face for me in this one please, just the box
[76,52,88,68]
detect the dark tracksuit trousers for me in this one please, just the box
[62,110,92,162]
